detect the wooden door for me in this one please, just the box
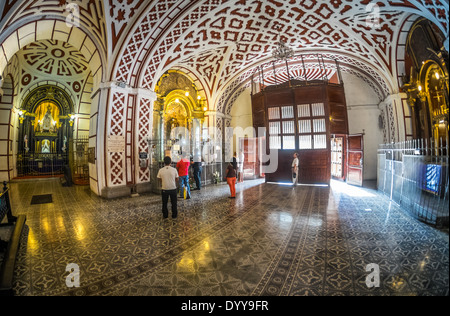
[331,135,345,181]
[239,137,260,179]
[346,134,364,186]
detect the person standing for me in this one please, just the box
[238,150,244,183]
[157,156,179,218]
[191,154,202,190]
[232,152,238,172]
[177,154,191,199]
[292,152,299,186]
[226,162,237,198]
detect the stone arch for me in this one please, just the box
[19,81,77,113]
[218,51,394,117]
[0,18,105,90]
[0,74,15,107]
[0,15,106,186]
[163,90,194,118]
[21,85,74,116]
[155,70,206,114]
[0,73,15,181]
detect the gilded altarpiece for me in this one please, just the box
[17,85,74,177]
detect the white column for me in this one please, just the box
[93,82,157,198]
[134,88,157,188]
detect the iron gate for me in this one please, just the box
[71,136,90,185]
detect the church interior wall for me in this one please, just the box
[0,75,15,182]
[0,1,447,197]
[342,72,385,181]
[229,88,254,154]
[0,35,98,183]
[88,89,100,196]
[0,54,19,183]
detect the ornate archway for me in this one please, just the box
[153,71,207,162]
[403,18,449,144]
[16,85,75,177]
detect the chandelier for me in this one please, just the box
[272,31,294,61]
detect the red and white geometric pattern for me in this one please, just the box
[138,1,219,90]
[1,0,448,193]
[125,94,135,185]
[110,0,448,113]
[137,97,152,183]
[216,51,393,115]
[112,0,187,86]
[0,0,107,53]
[108,0,146,48]
[108,91,126,186]
[21,40,89,77]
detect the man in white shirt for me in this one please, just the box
[157,156,179,218]
[292,152,299,186]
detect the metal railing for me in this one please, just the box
[0,182,13,225]
[16,153,68,177]
[1,181,16,250]
[377,138,449,228]
[71,136,90,185]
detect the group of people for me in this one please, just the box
[156,152,243,219]
[157,152,298,219]
[156,155,199,219]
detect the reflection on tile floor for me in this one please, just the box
[8,178,449,296]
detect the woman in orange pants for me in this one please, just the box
[226,162,236,198]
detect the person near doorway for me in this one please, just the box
[226,162,237,198]
[238,150,244,183]
[191,154,202,190]
[292,152,299,186]
[157,156,179,218]
[177,154,191,199]
[232,152,238,172]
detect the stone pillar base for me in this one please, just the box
[101,186,132,199]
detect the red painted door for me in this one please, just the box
[346,134,364,186]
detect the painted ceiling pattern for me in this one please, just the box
[20,40,89,78]
[115,0,448,106]
[1,0,449,112]
[0,0,108,53]
[15,40,92,109]
[108,0,145,48]
[215,50,393,114]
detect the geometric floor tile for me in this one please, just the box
[6,178,449,296]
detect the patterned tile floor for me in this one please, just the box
[6,178,449,296]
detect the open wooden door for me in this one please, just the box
[331,135,346,181]
[239,137,260,180]
[346,134,364,186]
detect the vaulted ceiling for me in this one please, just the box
[1,0,448,111]
[112,0,448,108]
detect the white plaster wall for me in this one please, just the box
[342,72,384,181]
[229,88,254,153]
[89,90,101,196]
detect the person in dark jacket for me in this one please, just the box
[231,152,238,172]
[191,154,202,190]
